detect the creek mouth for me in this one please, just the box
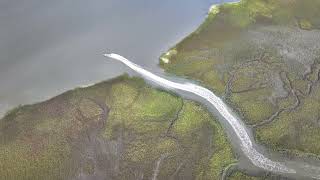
[105,53,320,180]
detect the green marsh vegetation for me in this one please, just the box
[0,75,236,179]
[161,0,320,178]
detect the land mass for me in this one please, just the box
[0,75,239,180]
[161,0,320,178]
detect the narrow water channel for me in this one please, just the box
[105,53,320,180]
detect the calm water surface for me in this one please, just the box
[0,0,235,116]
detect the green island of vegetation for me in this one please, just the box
[1,0,320,179]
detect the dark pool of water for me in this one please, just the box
[0,0,235,115]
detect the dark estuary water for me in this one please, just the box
[0,0,235,116]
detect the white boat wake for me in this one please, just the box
[104,53,296,174]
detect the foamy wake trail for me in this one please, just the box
[104,53,296,174]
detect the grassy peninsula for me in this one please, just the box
[161,0,320,178]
